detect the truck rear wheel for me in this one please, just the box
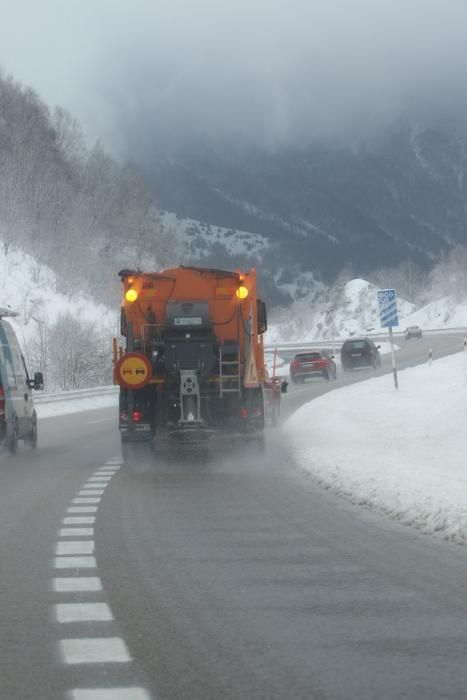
[25,422,38,449]
[122,441,153,469]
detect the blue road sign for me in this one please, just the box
[377,288,398,328]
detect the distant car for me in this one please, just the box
[341,337,381,371]
[290,350,337,383]
[405,326,423,340]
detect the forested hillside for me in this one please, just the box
[0,71,180,308]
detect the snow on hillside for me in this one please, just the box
[268,278,415,344]
[285,351,467,543]
[267,278,467,345]
[160,210,268,259]
[403,296,467,329]
[0,247,117,344]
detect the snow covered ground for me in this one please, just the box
[403,296,467,330]
[36,392,118,419]
[0,246,117,344]
[268,277,467,345]
[159,210,268,259]
[285,351,467,543]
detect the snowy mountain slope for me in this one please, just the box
[403,297,467,329]
[159,210,321,304]
[160,210,268,259]
[0,246,117,345]
[268,278,416,344]
[144,126,467,286]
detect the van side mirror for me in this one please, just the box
[33,372,44,391]
[281,379,288,394]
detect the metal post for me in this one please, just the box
[388,326,398,390]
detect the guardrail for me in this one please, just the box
[265,326,467,351]
[34,386,118,405]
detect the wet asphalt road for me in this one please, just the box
[0,331,466,699]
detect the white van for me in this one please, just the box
[0,309,43,453]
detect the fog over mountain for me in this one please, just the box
[1,1,467,302]
[2,0,467,153]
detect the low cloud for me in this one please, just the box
[1,0,467,154]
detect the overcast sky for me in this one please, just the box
[1,0,467,156]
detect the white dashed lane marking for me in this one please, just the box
[56,541,95,556]
[52,578,103,593]
[63,517,96,525]
[59,528,94,537]
[68,688,152,700]
[78,490,105,496]
[54,556,97,569]
[59,637,131,664]
[73,498,101,504]
[51,459,152,698]
[68,506,98,514]
[54,603,114,623]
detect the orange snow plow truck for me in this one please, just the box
[113,266,284,460]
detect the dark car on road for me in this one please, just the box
[341,337,381,371]
[405,325,423,340]
[290,350,337,383]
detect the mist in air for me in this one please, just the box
[1,0,467,156]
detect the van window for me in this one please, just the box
[12,347,26,386]
[0,344,26,389]
[1,344,17,388]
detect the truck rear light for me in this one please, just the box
[252,408,262,417]
[132,410,143,422]
[119,411,128,422]
[240,408,248,418]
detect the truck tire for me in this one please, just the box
[122,441,153,469]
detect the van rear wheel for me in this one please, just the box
[25,422,38,449]
[6,421,18,454]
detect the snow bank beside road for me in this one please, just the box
[36,393,118,419]
[285,352,467,542]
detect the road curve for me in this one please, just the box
[0,332,465,699]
